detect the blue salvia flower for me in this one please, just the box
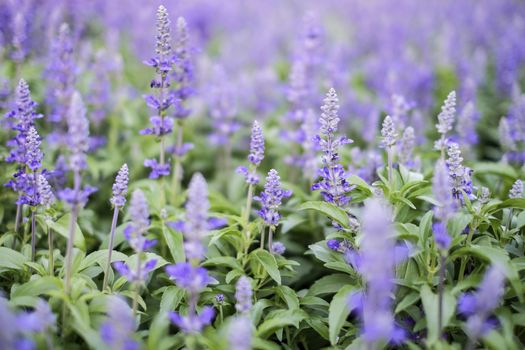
[235,276,253,315]
[390,94,412,130]
[183,172,209,260]
[142,5,175,179]
[380,115,398,149]
[45,23,75,146]
[348,199,404,346]
[37,175,55,209]
[509,179,523,199]
[456,101,479,147]
[17,127,43,207]
[114,190,157,283]
[111,164,129,208]
[271,242,286,255]
[498,117,517,157]
[254,169,292,226]
[301,108,319,180]
[432,159,455,250]
[100,296,139,350]
[434,91,456,153]
[172,16,195,119]
[16,299,57,334]
[312,88,354,207]
[228,316,252,350]
[237,120,265,185]
[25,127,42,172]
[397,126,416,169]
[458,264,506,342]
[446,142,474,202]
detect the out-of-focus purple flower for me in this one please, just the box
[498,117,517,156]
[171,16,195,118]
[16,299,56,333]
[66,92,90,173]
[45,23,75,126]
[143,159,170,179]
[238,120,265,185]
[432,159,454,250]
[349,198,402,345]
[140,115,174,137]
[327,239,341,251]
[458,264,505,341]
[181,173,209,260]
[254,169,292,226]
[169,306,215,334]
[100,296,138,350]
[398,126,416,169]
[37,175,55,209]
[509,179,523,199]
[111,164,129,208]
[113,259,157,283]
[389,94,413,130]
[58,186,97,207]
[312,88,354,207]
[122,189,154,252]
[228,316,252,350]
[380,115,398,149]
[447,142,474,201]
[271,242,286,255]
[434,91,456,153]
[88,50,117,128]
[166,263,211,294]
[0,297,29,349]
[235,276,253,315]
[301,109,319,180]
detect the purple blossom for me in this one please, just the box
[183,173,209,260]
[446,142,474,201]
[380,115,398,148]
[458,265,505,341]
[166,263,212,293]
[139,115,174,137]
[312,88,354,207]
[254,169,292,226]
[215,294,225,304]
[398,126,416,169]
[327,239,341,251]
[235,276,253,315]
[434,91,456,152]
[58,186,97,207]
[100,296,138,350]
[171,16,195,118]
[37,175,55,208]
[433,159,455,223]
[349,198,402,345]
[248,120,265,166]
[111,164,129,208]
[169,306,215,334]
[113,259,157,283]
[123,190,153,253]
[66,92,90,172]
[16,299,56,333]
[456,101,479,147]
[509,179,523,199]
[271,242,286,255]
[228,316,252,350]
[143,159,170,179]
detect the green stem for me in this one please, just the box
[458,225,475,281]
[260,226,266,250]
[48,226,54,276]
[12,203,22,249]
[438,254,446,338]
[267,225,275,253]
[64,204,79,295]
[132,252,142,315]
[171,121,184,201]
[103,207,120,291]
[387,147,393,188]
[30,210,36,262]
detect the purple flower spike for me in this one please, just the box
[67,92,90,173]
[434,91,456,152]
[143,159,170,179]
[509,179,523,199]
[447,142,474,202]
[124,189,150,252]
[169,306,215,334]
[25,127,42,171]
[37,175,55,208]
[166,263,211,293]
[254,169,292,226]
[327,239,341,251]
[100,296,138,350]
[248,121,265,166]
[380,116,398,149]
[111,164,129,208]
[271,242,286,255]
[235,276,253,315]
[229,316,252,350]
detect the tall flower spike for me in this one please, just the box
[25,127,43,171]
[111,164,129,208]
[380,115,398,148]
[319,88,340,135]
[125,189,151,251]
[248,121,265,166]
[155,5,172,61]
[235,276,253,315]
[398,126,415,168]
[433,159,455,223]
[228,316,252,350]
[37,175,55,208]
[354,198,401,345]
[446,142,474,201]
[255,169,292,226]
[458,265,505,342]
[498,117,516,152]
[456,101,479,146]
[100,296,138,350]
[509,179,523,199]
[67,92,90,172]
[183,173,209,260]
[434,91,456,152]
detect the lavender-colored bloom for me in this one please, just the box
[66,92,90,172]
[380,115,398,148]
[25,127,42,171]
[498,117,516,152]
[235,276,253,315]
[37,175,55,208]
[248,120,265,166]
[140,115,174,137]
[228,316,252,350]
[447,142,474,201]
[432,159,454,250]
[327,239,341,251]
[100,296,138,350]
[312,88,354,207]
[58,186,97,207]
[111,164,129,208]
[509,179,523,199]
[123,190,154,252]
[0,297,23,348]
[16,126,43,207]
[456,101,479,146]
[254,169,292,226]
[434,91,456,152]
[287,60,307,113]
[271,242,286,255]
[458,265,505,340]
[171,16,195,116]
[215,294,225,304]
[16,299,56,333]
[390,94,412,130]
[301,108,319,180]
[166,263,211,293]
[351,198,401,345]
[169,306,215,334]
[114,259,157,284]
[180,173,209,260]
[398,127,415,168]
[143,159,170,179]
[152,5,172,70]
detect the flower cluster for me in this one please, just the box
[446,142,474,201]
[100,296,138,350]
[111,164,129,208]
[434,91,456,153]
[312,88,354,207]
[432,159,455,250]
[398,126,417,169]
[254,169,292,226]
[509,179,523,199]
[380,115,398,149]
[237,120,265,185]
[235,276,253,315]
[171,16,195,119]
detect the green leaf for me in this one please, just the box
[163,224,185,263]
[256,309,306,338]
[254,249,281,285]
[46,214,85,250]
[329,285,354,345]
[298,201,349,228]
[420,284,456,345]
[274,285,299,310]
[307,274,356,296]
[11,276,62,299]
[202,256,242,270]
[472,162,518,180]
[0,247,28,270]
[160,286,185,312]
[78,249,128,271]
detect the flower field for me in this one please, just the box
[1,1,525,349]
